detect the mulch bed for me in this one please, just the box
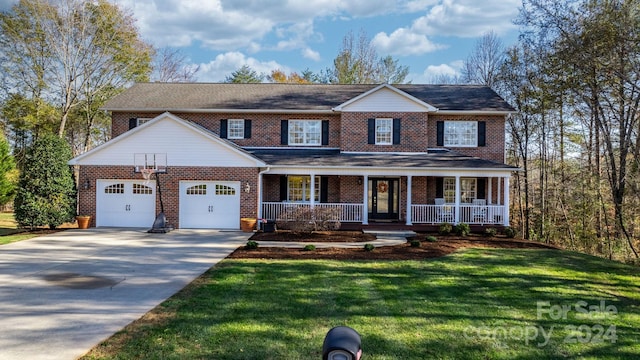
[227,231,560,260]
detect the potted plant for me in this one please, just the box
[76,215,91,229]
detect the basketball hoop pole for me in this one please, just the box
[148,169,173,233]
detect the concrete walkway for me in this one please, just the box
[0,228,250,360]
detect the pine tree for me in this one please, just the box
[14,134,76,229]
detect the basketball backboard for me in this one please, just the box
[134,153,167,173]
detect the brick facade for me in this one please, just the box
[84,85,513,229]
[78,165,259,228]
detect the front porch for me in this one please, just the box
[259,171,511,228]
[261,201,508,226]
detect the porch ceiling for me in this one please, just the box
[248,148,519,172]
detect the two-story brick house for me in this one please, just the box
[69,83,517,230]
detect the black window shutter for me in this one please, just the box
[477,178,486,199]
[436,121,444,146]
[281,120,288,145]
[393,118,401,144]
[478,121,486,146]
[436,178,444,198]
[320,176,329,203]
[244,119,252,139]
[219,119,228,138]
[129,118,137,130]
[367,118,375,144]
[321,120,329,145]
[279,176,288,201]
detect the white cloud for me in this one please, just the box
[302,48,321,61]
[196,51,291,82]
[417,60,464,83]
[372,28,445,56]
[412,0,520,37]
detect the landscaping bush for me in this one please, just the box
[409,239,421,247]
[484,227,498,237]
[438,223,453,235]
[303,244,316,251]
[426,235,438,242]
[275,207,341,232]
[504,227,517,238]
[454,223,471,236]
[245,240,259,250]
[14,134,76,229]
[364,243,375,252]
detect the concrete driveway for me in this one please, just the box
[0,228,250,360]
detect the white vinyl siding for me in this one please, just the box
[289,120,321,146]
[444,121,477,147]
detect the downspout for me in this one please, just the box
[257,167,271,220]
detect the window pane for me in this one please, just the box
[289,120,321,145]
[228,119,244,139]
[375,118,392,144]
[444,121,477,147]
[442,178,477,203]
[288,176,320,202]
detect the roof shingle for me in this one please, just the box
[103,83,515,112]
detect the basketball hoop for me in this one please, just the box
[141,168,155,184]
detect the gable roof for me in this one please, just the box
[332,84,438,112]
[68,112,266,167]
[103,83,515,113]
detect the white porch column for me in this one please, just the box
[257,171,264,219]
[454,176,461,224]
[503,177,510,226]
[362,175,369,225]
[488,177,493,205]
[309,173,316,209]
[406,175,413,225]
[497,177,502,205]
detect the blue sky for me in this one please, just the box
[1,0,523,83]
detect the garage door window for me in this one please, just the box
[105,183,124,194]
[186,184,207,195]
[216,184,236,195]
[133,184,153,194]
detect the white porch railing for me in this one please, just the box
[262,202,363,222]
[411,204,506,225]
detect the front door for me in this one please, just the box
[368,178,399,220]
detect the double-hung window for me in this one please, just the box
[375,118,393,145]
[227,119,245,139]
[444,121,477,147]
[287,176,320,202]
[289,120,321,146]
[443,178,477,203]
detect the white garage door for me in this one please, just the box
[179,181,240,229]
[96,180,156,227]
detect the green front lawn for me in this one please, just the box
[83,249,640,360]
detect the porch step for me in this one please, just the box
[363,229,417,239]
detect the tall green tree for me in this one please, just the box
[225,65,264,83]
[0,0,153,140]
[14,133,76,229]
